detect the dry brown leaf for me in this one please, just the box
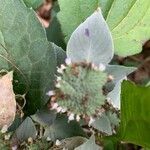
[0,72,16,128]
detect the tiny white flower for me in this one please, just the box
[11,145,18,150]
[61,64,66,70]
[98,108,105,116]
[57,67,63,74]
[106,97,111,102]
[92,63,98,70]
[68,113,75,121]
[55,139,61,146]
[56,83,61,88]
[4,134,11,140]
[61,107,67,113]
[46,137,51,141]
[88,117,95,126]
[106,97,113,106]
[76,115,80,122]
[65,58,72,65]
[46,90,55,96]
[57,76,62,82]
[51,103,58,110]
[99,63,106,71]
[56,106,63,113]
[108,75,114,81]
[63,148,68,150]
[28,137,33,143]
[1,125,8,133]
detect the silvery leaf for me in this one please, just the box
[107,78,126,109]
[75,135,102,150]
[67,8,114,66]
[91,113,112,135]
[105,65,136,83]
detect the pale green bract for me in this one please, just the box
[14,117,37,142]
[67,9,114,66]
[75,136,102,150]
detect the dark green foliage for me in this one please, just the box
[0,0,57,114]
[44,114,86,141]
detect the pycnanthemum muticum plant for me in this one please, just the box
[47,9,136,123]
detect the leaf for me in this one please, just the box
[52,43,66,67]
[44,114,86,141]
[46,1,66,49]
[91,113,112,135]
[31,108,56,127]
[105,65,136,109]
[23,0,44,9]
[57,0,99,42]
[57,137,87,150]
[101,0,150,56]
[118,81,150,148]
[0,72,16,128]
[0,0,56,114]
[99,0,114,18]
[107,79,123,109]
[75,135,102,150]
[14,117,37,142]
[8,115,22,132]
[91,111,119,136]
[46,17,66,50]
[105,65,136,83]
[67,9,114,66]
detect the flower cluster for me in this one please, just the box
[47,58,115,123]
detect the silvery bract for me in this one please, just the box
[67,8,114,66]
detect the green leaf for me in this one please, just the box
[101,0,150,56]
[91,111,119,135]
[91,113,112,135]
[105,65,136,108]
[52,43,66,67]
[31,108,56,127]
[46,1,66,49]
[46,17,66,50]
[14,117,37,142]
[23,0,44,9]
[8,115,22,132]
[44,114,86,141]
[107,79,123,109]
[57,137,87,150]
[57,0,99,42]
[67,9,114,66]
[75,135,102,150]
[0,0,56,114]
[99,0,114,18]
[118,81,150,148]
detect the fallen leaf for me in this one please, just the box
[0,72,16,128]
